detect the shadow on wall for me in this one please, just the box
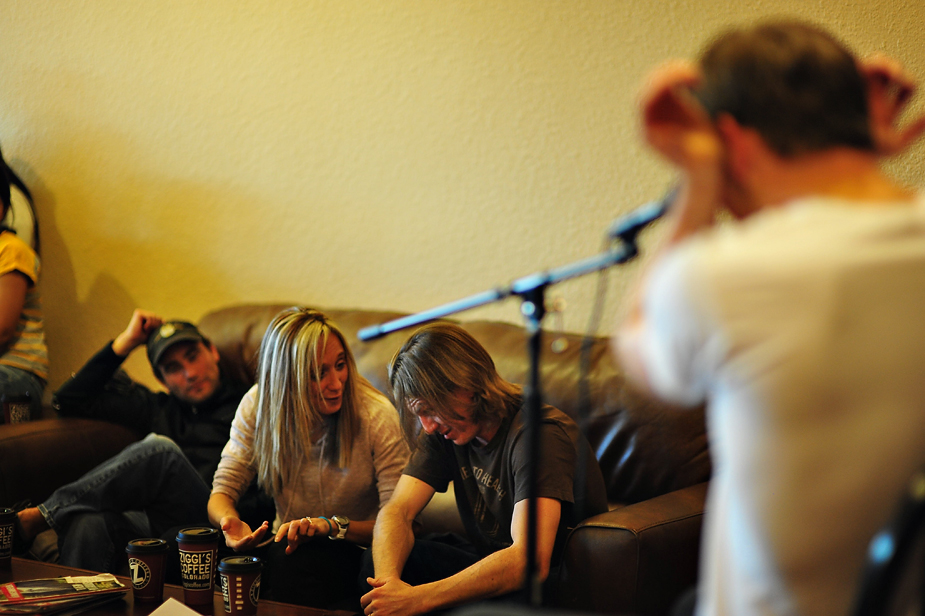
[10,161,141,402]
[10,135,301,396]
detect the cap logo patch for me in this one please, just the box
[159,324,176,339]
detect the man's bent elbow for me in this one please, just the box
[505,543,546,592]
[528,551,552,586]
[523,539,558,587]
[535,558,551,584]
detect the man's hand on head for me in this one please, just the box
[641,60,723,171]
[112,310,164,357]
[861,54,925,157]
[640,60,726,242]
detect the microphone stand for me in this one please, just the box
[359,241,642,607]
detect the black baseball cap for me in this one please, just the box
[146,321,207,370]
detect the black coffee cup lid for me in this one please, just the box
[177,527,219,543]
[126,538,169,554]
[218,556,262,572]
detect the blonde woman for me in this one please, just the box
[208,308,408,609]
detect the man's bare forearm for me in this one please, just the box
[421,542,530,612]
[371,502,417,579]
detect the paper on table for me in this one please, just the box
[149,598,202,616]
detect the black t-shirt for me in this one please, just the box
[404,403,607,559]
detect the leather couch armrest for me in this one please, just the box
[555,482,708,615]
[0,419,139,507]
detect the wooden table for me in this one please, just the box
[1,557,356,616]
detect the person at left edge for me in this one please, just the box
[0,142,47,419]
[12,309,272,577]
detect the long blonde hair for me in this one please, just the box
[251,307,361,497]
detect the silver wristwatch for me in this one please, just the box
[329,515,350,540]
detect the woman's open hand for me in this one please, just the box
[220,517,269,552]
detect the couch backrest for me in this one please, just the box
[198,303,711,504]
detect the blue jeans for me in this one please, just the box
[38,433,211,573]
[0,364,45,419]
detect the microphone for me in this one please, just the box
[607,185,678,244]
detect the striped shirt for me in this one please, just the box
[0,231,47,381]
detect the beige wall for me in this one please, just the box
[1,1,923,394]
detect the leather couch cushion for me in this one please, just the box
[0,418,138,506]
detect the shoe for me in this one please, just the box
[10,500,34,556]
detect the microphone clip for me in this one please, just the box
[608,185,678,247]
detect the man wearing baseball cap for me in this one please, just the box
[12,309,271,574]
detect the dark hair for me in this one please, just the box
[388,323,522,445]
[0,142,40,254]
[694,20,874,157]
[152,337,215,382]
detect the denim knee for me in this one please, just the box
[59,511,147,573]
[120,434,187,464]
[137,432,182,452]
[0,364,45,418]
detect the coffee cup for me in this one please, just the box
[218,556,262,615]
[177,527,220,605]
[0,508,14,567]
[126,538,169,602]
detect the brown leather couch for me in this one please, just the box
[4,303,710,615]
